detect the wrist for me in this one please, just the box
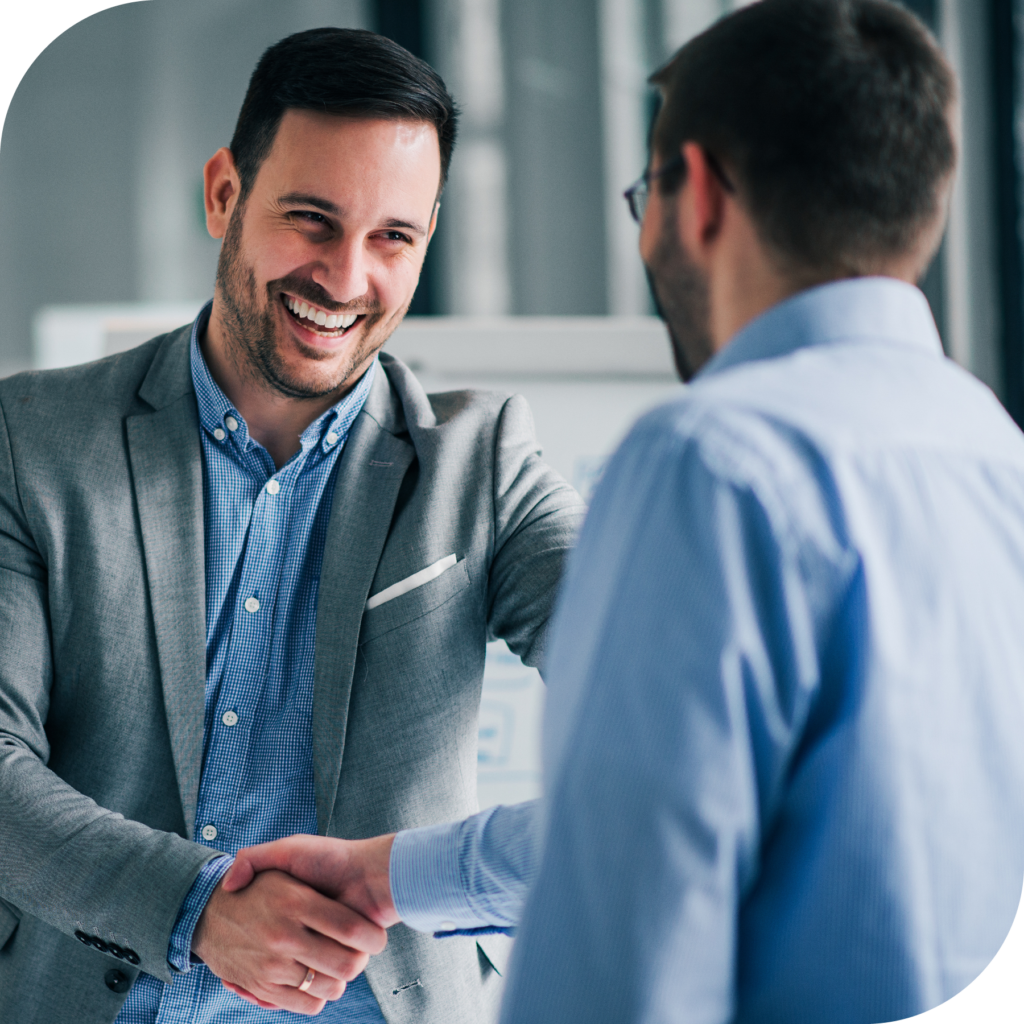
[361,833,399,927]
[173,855,233,971]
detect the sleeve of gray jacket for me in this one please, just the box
[487,394,587,667]
[0,400,216,984]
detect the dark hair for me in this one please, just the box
[650,0,956,275]
[230,28,458,201]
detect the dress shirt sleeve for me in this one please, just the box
[391,801,540,935]
[167,854,234,972]
[497,407,849,1024]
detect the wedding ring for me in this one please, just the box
[297,967,316,992]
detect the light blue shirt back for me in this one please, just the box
[394,278,1024,1024]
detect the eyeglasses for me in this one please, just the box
[623,149,735,224]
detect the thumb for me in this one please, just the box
[220,853,256,892]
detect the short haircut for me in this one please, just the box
[230,28,458,201]
[650,0,956,276]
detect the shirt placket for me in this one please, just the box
[193,440,304,856]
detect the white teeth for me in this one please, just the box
[285,295,359,331]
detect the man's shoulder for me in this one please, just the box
[0,326,190,426]
[376,351,520,438]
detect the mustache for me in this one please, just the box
[267,274,384,316]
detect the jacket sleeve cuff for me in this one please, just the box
[167,854,234,973]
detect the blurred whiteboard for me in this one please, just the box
[32,306,684,808]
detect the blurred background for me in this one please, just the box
[0,0,1020,803]
[4,0,1017,395]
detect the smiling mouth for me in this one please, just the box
[281,293,365,338]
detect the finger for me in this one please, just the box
[221,979,283,1010]
[299,892,388,956]
[273,928,371,985]
[296,967,347,1003]
[257,985,328,1016]
[231,976,328,1016]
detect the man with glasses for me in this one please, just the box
[223,2,1024,1022]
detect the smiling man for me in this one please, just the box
[0,28,583,1024]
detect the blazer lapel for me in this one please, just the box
[313,371,414,834]
[127,329,206,839]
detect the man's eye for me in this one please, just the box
[294,212,328,226]
[382,231,411,243]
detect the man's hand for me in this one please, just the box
[192,868,387,1015]
[221,833,400,930]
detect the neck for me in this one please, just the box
[707,218,928,353]
[202,299,354,469]
[707,219,832,351]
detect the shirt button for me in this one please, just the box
[325,431,339,445]
[221,710,239,727]
[213,428,226,441]
[225,415,239,432]
[437,921,456,932]
[201,824,218,841]
[244,596,260,613]
[265,479,280,495]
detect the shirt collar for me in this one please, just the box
[188,299,377,458]
[697,277,944,382]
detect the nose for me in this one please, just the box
[312,234,370,305]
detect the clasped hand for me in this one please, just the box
[192,834,397,1016]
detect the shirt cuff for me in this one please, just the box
[390,819,494,934]
[167,854,235,973]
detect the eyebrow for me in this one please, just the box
[277,192,428,236]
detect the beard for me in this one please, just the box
[214,203,398,400]
[644,209,714,383]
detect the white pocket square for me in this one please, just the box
[365,554,458,610]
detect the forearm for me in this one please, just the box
[0,742,220,982]
[391,800,541,934]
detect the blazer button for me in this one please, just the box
[75,930,92,945]
[104,968,131,994]
[90,937,110,953]
[107,942,126,960]
[123,949,141,966]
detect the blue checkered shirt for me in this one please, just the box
[115,302,387,1023]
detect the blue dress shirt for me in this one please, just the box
[116,303,387,1024]
[392,278,1024,1024]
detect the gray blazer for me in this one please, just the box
[0,325,585,1024]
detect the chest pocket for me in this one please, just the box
[360,557,472,646]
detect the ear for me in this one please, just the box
[204,147,242,240]
[675,142,729,265]
[426,201,440,246]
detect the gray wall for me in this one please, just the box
[0,3,146,371]
[501,0,609,314]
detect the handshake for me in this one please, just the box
[191,833,400,1015]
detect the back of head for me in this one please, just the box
[231,28,458,201]
[651,0,956,278]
